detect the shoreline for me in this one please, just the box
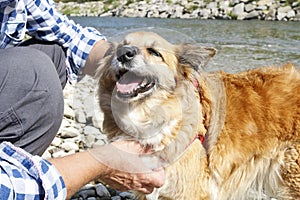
[55,0,300,21]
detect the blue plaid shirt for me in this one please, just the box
[0,142,66,199]
[0,0,106,83]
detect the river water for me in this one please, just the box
[71,16,299,73]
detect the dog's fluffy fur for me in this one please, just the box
[96,31,300,200]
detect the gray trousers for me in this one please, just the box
[0,40,67,155]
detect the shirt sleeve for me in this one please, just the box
[24,0,106,83]
[0,142,67,200]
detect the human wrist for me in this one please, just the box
[86,146,113,179]
[48,150,110,199]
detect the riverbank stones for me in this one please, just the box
[56,0,300,21]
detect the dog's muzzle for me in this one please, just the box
[113,45,156,101]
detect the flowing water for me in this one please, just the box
[71,16,300,72]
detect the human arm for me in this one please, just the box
[49,140,165,199]
[0,141,164,199]
[82,39,111,77]
[24,0,107,83]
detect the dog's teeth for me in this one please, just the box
[141,79,148,87]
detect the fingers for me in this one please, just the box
[101,168,165,194]
[136,185,155,194]
[133,169,165,194]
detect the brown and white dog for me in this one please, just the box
[96,31,300,200]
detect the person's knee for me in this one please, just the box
[20,39,67,88]
[0,47,64,155]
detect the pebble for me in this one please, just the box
[52,150,70,158]
[52,137,62,146]
[61,126,81,138]
[64,101,75,118]
[75,110,87,124]
[84,134,97,148]
[84,125,101,136]
[92,140,107,148]
[92,115,103,129]
[42,150,52,159]
[61,141,80,151]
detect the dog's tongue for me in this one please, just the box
[116,72,144,93]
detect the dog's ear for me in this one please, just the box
[177,44,216,71]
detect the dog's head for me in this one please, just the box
[97,31,215,151]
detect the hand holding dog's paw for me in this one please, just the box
[88,140,165,193]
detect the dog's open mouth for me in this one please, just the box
[116,70,155,100]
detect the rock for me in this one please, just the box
[278,5,292,13]
[60,118,71,127]
[84,134,96,148]
[295,6,300,12]
[92,115,103,129]
[211,7,219,17]
[172,5,184,18]
[277,10,287,20]
[292,2,299,7]
[237,13,248,20]
[265,8,276,20]
[61,126,80,138]
[207,2,218,9]
[95,133,107,141]
[199,8,211,19]
[42,150,52,159]
[75,110,86,124]
[294,13,300,20]
[257,0,273,7]
[232,3,246,18]
[230,0,240,6]
[111,197,121,200]
[277,5,293,20]
[51,137,62,146]
[92,140,106,148]
[64,101,75,118]
[256,5,268,10]
[118,191,137,199]
[84,125,101,135]
[61,141,79,151]
[245,3,256,12]
[72,98,84,110]
[287,9,296,18]
[45,145,59,154]
[219,1,230,10]
[244,10,260,19]
[83,96,96,120]
[52,150,69,158]
[94,184,111,197]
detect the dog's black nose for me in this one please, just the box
[116,45,139,63]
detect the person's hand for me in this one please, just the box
[89,140,165,194]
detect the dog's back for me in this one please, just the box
[207,64,300,199]
[148,64,300,200]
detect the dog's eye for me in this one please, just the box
[147,48,162,58]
